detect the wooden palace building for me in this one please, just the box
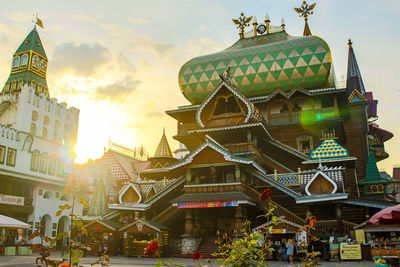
[102,3,397,255]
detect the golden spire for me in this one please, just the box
[294,1,316,36]
[232,13,253,39]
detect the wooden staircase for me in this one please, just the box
[197,237,219,258]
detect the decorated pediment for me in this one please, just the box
[196,71,264,128]
[119,183,142,204]
[305,170,337,196]
[168,135,265,174]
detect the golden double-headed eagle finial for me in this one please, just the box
[294,1,316,36]
[232,13,253,39]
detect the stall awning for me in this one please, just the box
[0,214,30,229]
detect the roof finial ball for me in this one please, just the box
[348,38,353,48]
[232,12,253,39]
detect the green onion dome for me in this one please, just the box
[179,31,335,104]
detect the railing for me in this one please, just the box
[269,107,337,125]
[245,185,305,225]
[184,182,244,194]
[225,143,254,154]
[178,123,197,135]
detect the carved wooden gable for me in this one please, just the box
[305,171,337,196]
[196,81,254,128]
[190,146,229,165]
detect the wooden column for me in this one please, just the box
[186,168,192,184]
[235,164,241,182]
[288,101,293,121]
[333,95,339,116]
[336,204,343,234]
[184,209,194,236]
[234,206,244,232]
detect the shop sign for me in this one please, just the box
[340,244,362,260]
[137,223,143,231]
[297,230,307,246]
[0,194,24,206]
[269,229,286,234]
[177,201,239,209]
[355,229,365,243]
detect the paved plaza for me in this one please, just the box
[0,252,376,267]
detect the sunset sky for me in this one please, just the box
[0,0,398,174]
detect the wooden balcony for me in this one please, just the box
[184,182,245,194]
[177,122,197,135]
[225,142,257,154]
[269,107,337,125]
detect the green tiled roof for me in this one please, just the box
[179,31,334,104]
[359,148,390,185]
[310,139,349,160]
[15,27,47,58]
[2,27,49,97]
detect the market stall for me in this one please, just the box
[353,204,400,262]
[252,217,302,260]
[118,218,169,257]
[0,214,31,256]
[85,220,122,256]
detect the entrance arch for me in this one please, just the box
[57,216,69,249]
[40,214,52,237]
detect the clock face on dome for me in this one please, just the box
[32,55,39,68]
[257,24,267,34]
[40,60,47,71]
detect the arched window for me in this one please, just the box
[42,127,47,138]
[57,161,64,177]
[48,156,56,175]
[53,132,58,141]
[6,148,16,167]
[60,194,71,201]
[43,191,52,199]
[12,56,20,69]
[30,123,36,136]
[280,103,289,113]
[20,54,28,67]
[377,184,384,193]
[30,150,40,171]
[39,153,48,173]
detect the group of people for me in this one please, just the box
[267,238,297,264]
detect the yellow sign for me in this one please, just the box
[269,229,286,234]
[355,229,366,244]
[340,244,362,260]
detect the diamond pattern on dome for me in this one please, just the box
[179,32,333,104]
[310,139,349,160]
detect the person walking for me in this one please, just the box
[287,239,295,264]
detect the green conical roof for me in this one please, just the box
[359,147,390,185]
[16,26,47,58]
[2,26,49,97]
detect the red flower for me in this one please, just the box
[259,189,272,201]
[145,241,159,257]
[192,251,203,261]
[306,216,317,226]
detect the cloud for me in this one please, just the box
[128,35,177,60]
[69,14,102,24]
[51,42,111,76]
[128,18,148,25]
[93,75,141,102]
[7,12,32,23]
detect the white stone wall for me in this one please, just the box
[0,84,82,244]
